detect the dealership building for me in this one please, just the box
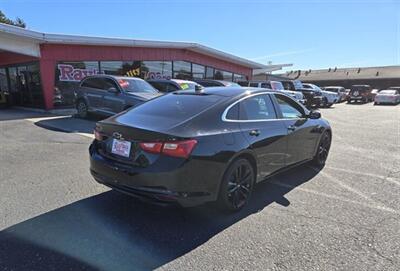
[0,23,276,110]
[280,66,400,89]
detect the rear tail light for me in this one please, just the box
[139,142,163,154]
[139,139,197,159]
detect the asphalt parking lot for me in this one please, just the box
[0,102,399,271]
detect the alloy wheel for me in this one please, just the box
[77,101,88,118]
[226,162,254,210]
[317,132,331,165]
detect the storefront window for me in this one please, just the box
[0,68,8,93]
[100,61,142,77]
[54,61,100,107]
[192,63,205,79]
[27,63,44,107]
[142,61,172,79]
[173,61,192,79]
[214,69,233,81]
[233,73,247,82]
[8,67,17,93]
[205,67,214,79]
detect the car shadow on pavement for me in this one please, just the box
[34,115,101,135]
[0,109,52,121]
[0,166,320,271]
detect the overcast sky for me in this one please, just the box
[1,0,399,71]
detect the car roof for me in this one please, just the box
[174,87,274,97]
[171,79,199,84]
[147,79,176,83]
[81,74,144,81]
[324,86,344,88]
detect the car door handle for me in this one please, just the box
[249,130,260,136]
[287,125,296,132]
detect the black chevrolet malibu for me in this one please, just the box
[90,87,332,211]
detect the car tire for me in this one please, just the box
[312,131,331,168]
[217,158,255,212]
[76,100,89,118]
[326,103,333,108]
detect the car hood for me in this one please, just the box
[126,92,162,101]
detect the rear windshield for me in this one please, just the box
[117,93,224,130]
[379,90,396,95]
[324,88,339,93]
[351,86,369,92]
[293,80,304,89]
[117,78,158,93]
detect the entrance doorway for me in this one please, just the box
[5,62,44,108]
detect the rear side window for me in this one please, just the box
[225,94,277,121]
[81,78,102,89]
[249,83,259,87]
[260,82,271,89]
[274,94,304,119]
[128,93,223,121]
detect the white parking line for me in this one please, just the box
[308,166,398,213]
[270,180,399,215]
[325,166,400,187]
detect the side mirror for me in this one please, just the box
[108,87,118,93]
[308,110,321,119]
[195,84,204,92]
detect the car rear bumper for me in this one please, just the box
[350,96,364,100]
[312,96,324,106]
[89,143,223,207]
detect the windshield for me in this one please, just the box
[324,88,339,93]
[117,78,158,93]
[270,81,284,91]
[308,84,322,91]
[293,80,304,89]
[351,86,369,92]
[379,90,396,95]
[178,82,199,90]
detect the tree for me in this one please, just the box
[0,10,26,28]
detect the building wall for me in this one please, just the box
[0,51,38,66]
[300,78,400,90]
[39,44,253,109]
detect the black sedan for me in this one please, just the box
[89,87,332,211]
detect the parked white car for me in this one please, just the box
[303,83,339,107]
[374,89,400,105]
[323,86,347,102]
[248,81,306,104]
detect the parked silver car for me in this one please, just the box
[74,75,161,118]
[374,89,400,105]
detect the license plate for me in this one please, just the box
[111,139,131,158]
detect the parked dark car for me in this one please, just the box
[89,87,332,211]
[193,79,241,87]
[348,85,373,103]
[147,79,183,93]
[74,75,161,118]
[280,79,324,108]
